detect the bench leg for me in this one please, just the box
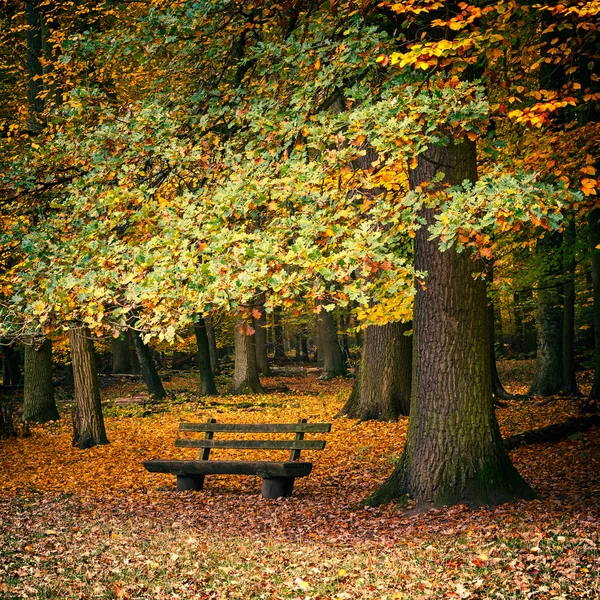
[177,475,205,491]
[262,477,294,499]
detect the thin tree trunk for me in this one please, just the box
[367,139,534,508]
[69,327,108,449]
[131,330,167,401]
[254,301,271,376]
[273,307,287,359]
[111,333,132,374]
[562,218,579,395]
[588,208,600,408]
[204,317,220,375]
[339,313,351,361]
[194,318,218,395]
[231,318,264,394]
[490,303,513,401]
[23,338,58,423]
[339,321,411,420]
[299,327,309,363]
[529,234,563,396]
[2,343,21,386]
[26,0,45,134]
[316,305,347,379]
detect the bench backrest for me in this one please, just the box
[176,418,331,461]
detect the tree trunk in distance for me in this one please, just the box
[205,317,220,375]
[529,234,563,396]
[367,139,535,508]
[111,333,132,374]
[26,0,46,134]
[299,327,309,363]
[23,338,58,423]
[2,343,21,386]
[194,318,218,396]
[489,303,513,401]
[254,303,271,376]
[69,327,108,449]
[562,218,579,396]
[588,208,600,408]
[339,321,412,420]
[339,313,351,361]
[231,318,264,394]
[316,306,347,379]
[131,330,167,401]
[273,307,287,359]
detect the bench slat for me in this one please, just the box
[178,422,331,433]
[143,459,313,478]
[175,439,326,450]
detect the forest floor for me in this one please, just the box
[0,361,598,599]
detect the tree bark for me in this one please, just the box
[2,343,21,386]
[205,317,220,375]
[589,208,600,407]
[273,307,287,359]
[26,0,46,134]
[529,234,563,396]
[339,321,411,420]
[316,306,347,379]
[194,318,218,396]
[231,318,264,394]
[367,139,535,508]
[254,302,272,376]
[130,330,167,401]
[23,338,58,423]
[69,327,108,449]
[299,327,309,363]
[562,218,579,395]
[489,303,513,401]
[111,333,132,374]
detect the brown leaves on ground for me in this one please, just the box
[0,370,599,599]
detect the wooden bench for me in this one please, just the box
[143,418,331,499]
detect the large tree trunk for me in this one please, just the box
[529,235,563,396]
[254,302,272,376]
[367,139,535,508]
[69,327,108,449]
[339,321,411,421]
[316,306,347,380]
[562,219,579,396]
[231,318,264,394]
[111,333,132,374]
[588,208,600,408]
[194,318,218,396]
[130,330,167,401]
[23,338,58,423]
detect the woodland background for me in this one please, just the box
[0,0,599,598]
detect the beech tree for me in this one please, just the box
[23,337,58,423]
[69,327,107,449]
[339,321,411,421]
[1,0,595,504]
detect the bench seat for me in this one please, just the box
[143,459,313,478]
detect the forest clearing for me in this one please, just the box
[1,0,600,598]
[1,366,599,599]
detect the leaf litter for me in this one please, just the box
[0,371,598,599]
